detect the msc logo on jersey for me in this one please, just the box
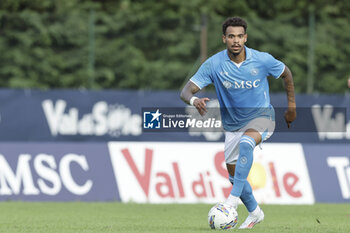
[143,109,162,129]
[222,79,261,89]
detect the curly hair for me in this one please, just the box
[222,17,247,35]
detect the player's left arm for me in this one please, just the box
[280,65,296,128]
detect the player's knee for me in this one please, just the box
[239,135,256,152]
[239,141,253,154]
[238,137,255,168]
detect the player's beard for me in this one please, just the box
[231,51,240,56]
[230,46,243,57]
[229,47,243,57]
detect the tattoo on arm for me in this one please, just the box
[281,66,296,107]
[180,81,200,104]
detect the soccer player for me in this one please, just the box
[180,16,296,229]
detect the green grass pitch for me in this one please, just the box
[0,202,349,233]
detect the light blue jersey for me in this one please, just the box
[190,46,285,131]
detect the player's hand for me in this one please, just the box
[284,107,296,128]
[193,98,210,116]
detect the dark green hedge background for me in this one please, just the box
[0,0,349,93]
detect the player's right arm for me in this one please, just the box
[181,58,213,116]
[264,53,296,128]
[180,81,210,116]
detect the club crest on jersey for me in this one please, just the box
[251,68,259,76]
[222,80,233,89]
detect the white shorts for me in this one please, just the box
[224,117,275,164]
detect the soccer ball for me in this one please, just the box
[208,203,238,230]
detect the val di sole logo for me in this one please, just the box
[143,109,162,129]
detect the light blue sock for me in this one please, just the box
[241,180,258,212]
[231,135,256,197]
[229,175,258,212]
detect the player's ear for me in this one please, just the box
[244,34,248,43]
[222,34,226,44]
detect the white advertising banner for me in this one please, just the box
[247,143,315,204]
[108,142,314,204]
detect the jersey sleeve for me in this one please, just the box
[265,53,285,79]
[190,59,213,89]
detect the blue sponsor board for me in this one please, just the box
[0,89,348,142]
[303,144,350,202]
[0,143,120,201]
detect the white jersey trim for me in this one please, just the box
[232,61,244,68]
[276,64,286,79]
[190,79,202,90]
